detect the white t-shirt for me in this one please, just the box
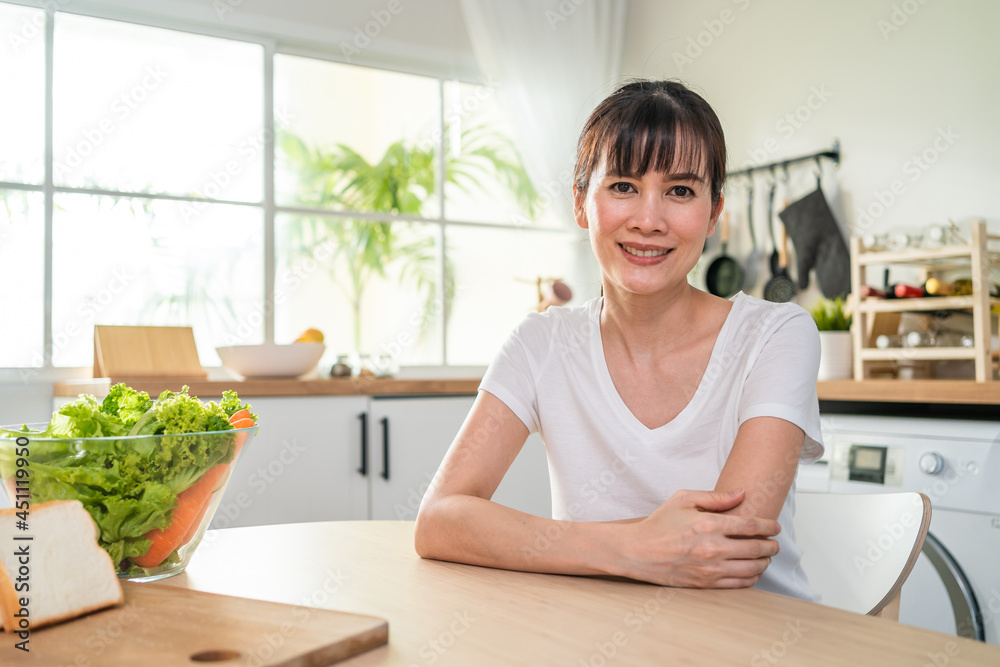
[479,292,825,601]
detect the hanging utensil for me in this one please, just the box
[769,166,789,275]
[764,225,796,302]
[706,212,744,298]
[768,197,781,278]
[742,179,762,290]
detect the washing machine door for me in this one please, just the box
[900,509,1000,645]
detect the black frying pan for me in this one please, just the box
[706,212,743,298]
[764,225,796,302]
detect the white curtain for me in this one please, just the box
[459,0,629,301]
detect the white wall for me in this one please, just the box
[621,0,999,241]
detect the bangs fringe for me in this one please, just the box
[598,96,707,180]
[574,79,726,203]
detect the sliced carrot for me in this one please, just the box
[229,417,255,453]
[132,466,221,569]
[134,415,258,568]
[180,493,215,546]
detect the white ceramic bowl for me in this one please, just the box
[216,343,325,378]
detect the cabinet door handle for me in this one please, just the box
[380,417,390,480]
[357,412,368,476]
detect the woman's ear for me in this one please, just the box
[573,184,588,229]
[707,193,724,236]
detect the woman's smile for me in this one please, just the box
[619,242,673,262]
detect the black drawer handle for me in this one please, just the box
[357,412,368,476]
[380,417,390,480]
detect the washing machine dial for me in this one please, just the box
[919,452,945,475]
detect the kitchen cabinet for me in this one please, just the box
[210,395,369,529]
[368,396,551,521]
[213,394,551,529]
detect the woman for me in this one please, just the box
[415,79,824,600]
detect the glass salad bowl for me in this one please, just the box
[0,385,258,582]
[0,424,256,582]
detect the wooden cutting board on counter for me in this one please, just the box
[93,325,208,379]
[0,582,388,665]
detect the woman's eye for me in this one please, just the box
[670,185,694,198]
[611,182,635,194]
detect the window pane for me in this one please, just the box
[52,194,264,367]
[0,190,44,367]
[276,215,441,369]
[53,14,263,201]
[275,56,440,217]
[0,4,45,184]
[446,226,574,366]
[442,81,552,227]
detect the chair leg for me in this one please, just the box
[874,591,901,621]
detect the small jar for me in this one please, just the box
[330,355,352,378]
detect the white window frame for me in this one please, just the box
[1,0,566,379]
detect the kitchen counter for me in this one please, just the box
[55,377,1000,409]
[53,376,482,398]
[817,380,1000,420]
[158,521,1000,666]
[817,379,1000,405]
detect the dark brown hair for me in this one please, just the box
[573,79,727,208]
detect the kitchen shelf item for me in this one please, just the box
[93,325,206,379]
[217,342,325,378]
[0,582,387,665]
[850,220,1000,381]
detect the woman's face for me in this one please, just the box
[575,150,722,299]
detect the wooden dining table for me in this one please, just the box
[161,521,1000,666]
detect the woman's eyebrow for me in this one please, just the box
[661,172,706,183]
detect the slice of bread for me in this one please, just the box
[0,499,123,631]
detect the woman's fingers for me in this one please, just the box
[621,490,785,588]
[678,487,746,513]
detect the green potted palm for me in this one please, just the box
[278,125,538,353]
[810,296,854,380]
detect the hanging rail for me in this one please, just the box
[728,140,840,180]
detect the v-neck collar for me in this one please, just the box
[590,292,746,439]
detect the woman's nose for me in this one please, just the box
[629,195,668,233]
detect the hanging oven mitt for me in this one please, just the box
[778,187,852,298]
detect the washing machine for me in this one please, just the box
[809,414,1000,645]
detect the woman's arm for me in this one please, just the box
[415,390,782,588]
[713,416,805,521]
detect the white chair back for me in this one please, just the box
[793,491,931,618]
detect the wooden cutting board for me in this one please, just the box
[93,325,208,378]
[0,582,388,665]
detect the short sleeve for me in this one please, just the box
[738,308,825,462]
[478,318,544,434]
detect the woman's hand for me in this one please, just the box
[616,488,780,588]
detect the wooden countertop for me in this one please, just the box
[158,521,1000,666]
[53,376,482,398]
[817,379,1000,405]
[54,377,1000,407]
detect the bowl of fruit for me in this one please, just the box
[216,329,325,378]
[0,383,258,582]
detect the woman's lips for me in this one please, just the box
[619,243,672,263]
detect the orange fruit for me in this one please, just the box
[294,328,324,343]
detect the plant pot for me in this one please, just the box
[818,330,853,380]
